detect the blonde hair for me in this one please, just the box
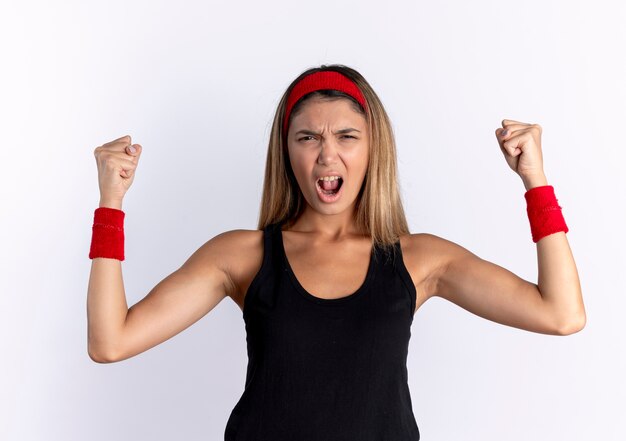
[257,64,410,252]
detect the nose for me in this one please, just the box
[317,138,339,165]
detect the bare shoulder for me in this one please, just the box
[184,228,264,312]
[398,232,466,309]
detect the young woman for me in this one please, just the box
[87,64,586,440]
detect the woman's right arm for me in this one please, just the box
[87,135,237,363]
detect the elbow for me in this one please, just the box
[88,343,120,364]
[555,313,587,336]
[88,352,116,364]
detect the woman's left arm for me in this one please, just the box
[427,119,586,335]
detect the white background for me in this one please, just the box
[1,0,624,440]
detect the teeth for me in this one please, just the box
[319,176,341,181]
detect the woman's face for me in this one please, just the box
[287,96,369,216]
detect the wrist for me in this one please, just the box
[89,206,125,261]
[521,173,548,191]
[523,184,569,243]
[99,199,123,210]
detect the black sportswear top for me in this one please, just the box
[224,221,420,440]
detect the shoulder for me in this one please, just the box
[191,228,263,262]
[204,228,264,251]
[186,228,264,307]
[398,232,465,306]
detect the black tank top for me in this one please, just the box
[224,221,420,440]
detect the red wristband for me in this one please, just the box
[89,207,125,261]
[524,185,569,243]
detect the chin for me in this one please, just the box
[309,191,355,215]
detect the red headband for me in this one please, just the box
[282,70,368,139]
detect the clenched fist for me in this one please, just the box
[93,135,142,208]
[495,119,545,179]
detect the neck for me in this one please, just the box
[286,206,362,241]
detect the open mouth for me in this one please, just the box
[316,177,344,196]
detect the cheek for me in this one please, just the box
[288,153,313,186]
[344,148,369,174]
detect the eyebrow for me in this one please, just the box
[295,128,361,136]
